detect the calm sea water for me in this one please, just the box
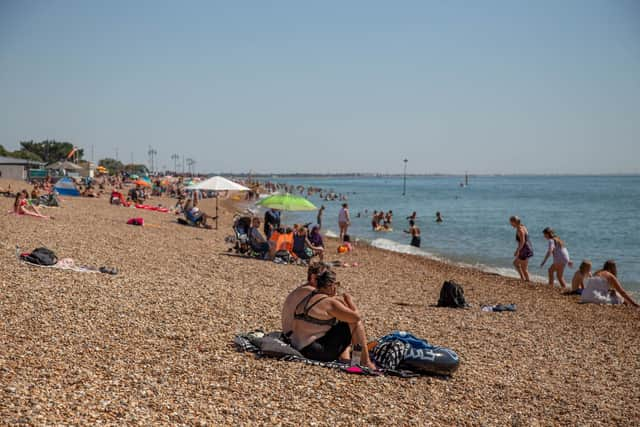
[257,176,640,294]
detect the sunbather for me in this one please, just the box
[249,217,274,258]
[13,190,49,218]
[281,262,328,335]
[289,270,376,369]
[184,191,214,228]
[292,226,324,261]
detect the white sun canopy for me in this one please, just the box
[186,176,250,192]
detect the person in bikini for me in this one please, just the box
[281,262,328,336]
[289,270,376,369]
[13,190,49,218]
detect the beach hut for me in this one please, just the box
[54,176,81,196]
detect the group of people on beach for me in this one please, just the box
[509,216,638,307]
[240,209,326,262]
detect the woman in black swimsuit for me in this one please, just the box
[289,271,376,368]
[510,216,533,282]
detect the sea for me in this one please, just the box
[255,175,640,296]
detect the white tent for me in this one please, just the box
[187,176,250,229]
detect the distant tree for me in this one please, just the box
[18,140,83,164]
[123,163,149,175]
[99,158,125,173]
[8,150,43,162]
[0,144,9,157]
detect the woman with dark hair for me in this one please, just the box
[580,260,639,307]
[510,216,533,281]
[290,270,376,368]
[540,227,573,289]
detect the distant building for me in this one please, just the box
[0,156,44,180]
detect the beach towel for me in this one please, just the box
[17,247,117,274]
[481,303,517,312]
[234,331,417,378]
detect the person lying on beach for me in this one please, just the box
[82,186,99,197]
[281,262,328,336]
[565,260,592,295]
[13,190,49,218]
[289,270,376,369]
[0,183,15,197]
[540,227,573,289]
[293,227,324,262]
[579,260,639,307]
[404,220,421,248]
[249,217,274,259]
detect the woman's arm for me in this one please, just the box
[604,272,639,307]
[327,299,361,324]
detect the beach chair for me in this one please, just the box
[230,215,252,254]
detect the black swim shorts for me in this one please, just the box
[300,322,352,362]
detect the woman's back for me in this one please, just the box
[581,275,623,305]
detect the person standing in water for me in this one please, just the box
[404,220,421,247]
[317,205,325,229]
[510,216,533,282]
[338,203,350,241]
[435,212,443,223]
[540,227,573,289]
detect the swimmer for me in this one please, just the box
[404,220,421,247]
[436,212,443,223]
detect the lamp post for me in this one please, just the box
[402,158,408,196]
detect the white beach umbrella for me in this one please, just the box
[186,176,250,229]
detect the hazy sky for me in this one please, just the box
[1,1,639,174]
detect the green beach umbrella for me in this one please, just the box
[257,193,317,211]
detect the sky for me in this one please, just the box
[1,1,639,175]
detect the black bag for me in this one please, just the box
[437,280,467,308]
[21,247,58,266]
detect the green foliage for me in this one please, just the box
[9,150,43,161]
[124,164,149,175]
[99,158,125,173]
[18,140,83,164]
[0,144,9,156]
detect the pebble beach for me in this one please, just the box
[1,180,639,425]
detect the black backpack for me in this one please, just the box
[437,280,467,308]
[21,247,58,266]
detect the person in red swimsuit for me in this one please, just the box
[13,190,49,218]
